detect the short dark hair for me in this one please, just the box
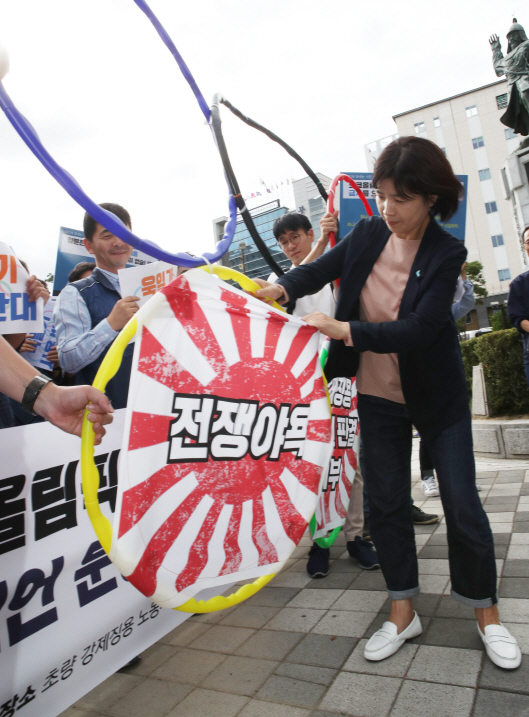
[68,261,95,283]
[273,212,313,241]
[372,136,463,221]
[83,202,131,242]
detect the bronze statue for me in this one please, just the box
[490,19,529,135]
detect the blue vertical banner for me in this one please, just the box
[338,173,468,242]
[53,227,155,295]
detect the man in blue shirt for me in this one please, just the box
[508,227,529,387]
[54,203,139,409]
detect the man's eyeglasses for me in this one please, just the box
[277,234,301,249]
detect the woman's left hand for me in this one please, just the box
[302,312,351,341]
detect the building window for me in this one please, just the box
[478,168,491,181]
[505,127,518,140]
[472,136,484,149]
[414,121,426,134]
[498,269,511,281]
[433,117,440,127]
[465,105,478,117]
[485,201,498,214]
[496,93,508,110]
[491,234,504,247]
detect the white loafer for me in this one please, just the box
[364,611,422,661]
[478,623,522,669]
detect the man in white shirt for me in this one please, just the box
[269,211,379,577]
[54,203,140,409]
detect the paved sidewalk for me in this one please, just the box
[60,446,529,717]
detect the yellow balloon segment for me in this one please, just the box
[80,266,285,613]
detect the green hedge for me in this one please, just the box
[460,329,529,416]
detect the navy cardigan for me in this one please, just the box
[507,269,529,364]
[275,216,468,441]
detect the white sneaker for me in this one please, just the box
[421,476,440,497]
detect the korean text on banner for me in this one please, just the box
[0,413,211,717]
[23,298,57,372]
[118,260,179,309]
[0,242,44,333]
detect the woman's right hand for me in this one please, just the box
[254,279,287,304]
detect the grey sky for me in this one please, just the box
[0,1,519,279]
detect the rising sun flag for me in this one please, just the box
[107,269,332,608]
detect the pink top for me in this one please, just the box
[356,233,421,404]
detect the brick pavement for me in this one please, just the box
[59,444,529,717]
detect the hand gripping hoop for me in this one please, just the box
[80,266,286,612]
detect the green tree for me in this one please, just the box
[45,272,54,284]
[465,261,487,305]
[490,308,513,331]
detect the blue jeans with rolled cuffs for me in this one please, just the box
[357,393,497,607]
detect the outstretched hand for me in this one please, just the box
[34,384,114,445]
[253,278,287,304]
[489,34,501,51]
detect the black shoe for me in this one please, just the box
[306,543,330,578]
[412,505,439,525]
[347,536,380,570]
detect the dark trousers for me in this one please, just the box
[419,439,434,476]
[525,363,529,389]
[357,393,497,607]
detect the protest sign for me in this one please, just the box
[118,260,179,309]
[0,413,225,717]
[0,242,44,333]
[22,299,57,372]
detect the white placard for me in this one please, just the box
[23,299,56,372]
[0,413,229,717]
[0,242,44,333]
[118,261,179,309]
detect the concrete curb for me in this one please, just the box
[473,419,529,459]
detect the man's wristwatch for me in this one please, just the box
[21,375,52,415]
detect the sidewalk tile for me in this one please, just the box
[270,573,312,588]
[434,596,474,619]
[391,681,475,717]
[161,621,210,647]
[487,512,515,522]
[418,559,450,575]
[491,523,514,533]
[417,545,449,559]
[425,533,448,546]
[494,544,508,559]
[503,622,529,653]
[286,559,311,573]
[515,511,529,522]
[275,662,337,686]
[286,589,344,609]
[422,617,482,650]
[513,522,529,533]
[312,609,377,638]
[202,655,278,696]
[511,534,529,544]
[306,573,356,589]
[234,630,304,660]
[489,532,511,544]
[121,643,180,676]
[349,572,388,591]
[332,590,387,613]
[151,647,226,685]
[343,639,417,677]
[245,587,300,607]
[188,606,237,624]
[239,701,311,717]
[484,504,518,513]
[419,575,450,594]
[219,605,280,629]
[320,672,401,716]
[256,675,326,708]
[504,560,529,577]
[331,556,364,573]
[414,534,431,547]
[406,645,482,686]
[500,578,529,598]
[471,689,529,717]
[498,598,529,622]
[264,607,326,633]
[286,633,357,668]
[108,679,192,717]
[189,625,256,653]
[165,688,248,717]
[75,674,143,712]
[479,655,529,693]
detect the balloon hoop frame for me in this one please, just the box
[80,267,288,612]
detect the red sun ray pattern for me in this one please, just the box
[112,271,332,607]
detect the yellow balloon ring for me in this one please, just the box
[80,266,285,612]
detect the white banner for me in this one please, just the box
[0,413,220,717]
[0,242,44,333]
[23,299,57,372]
[118,261,179,309]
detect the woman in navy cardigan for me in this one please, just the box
[256,137,521,670]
